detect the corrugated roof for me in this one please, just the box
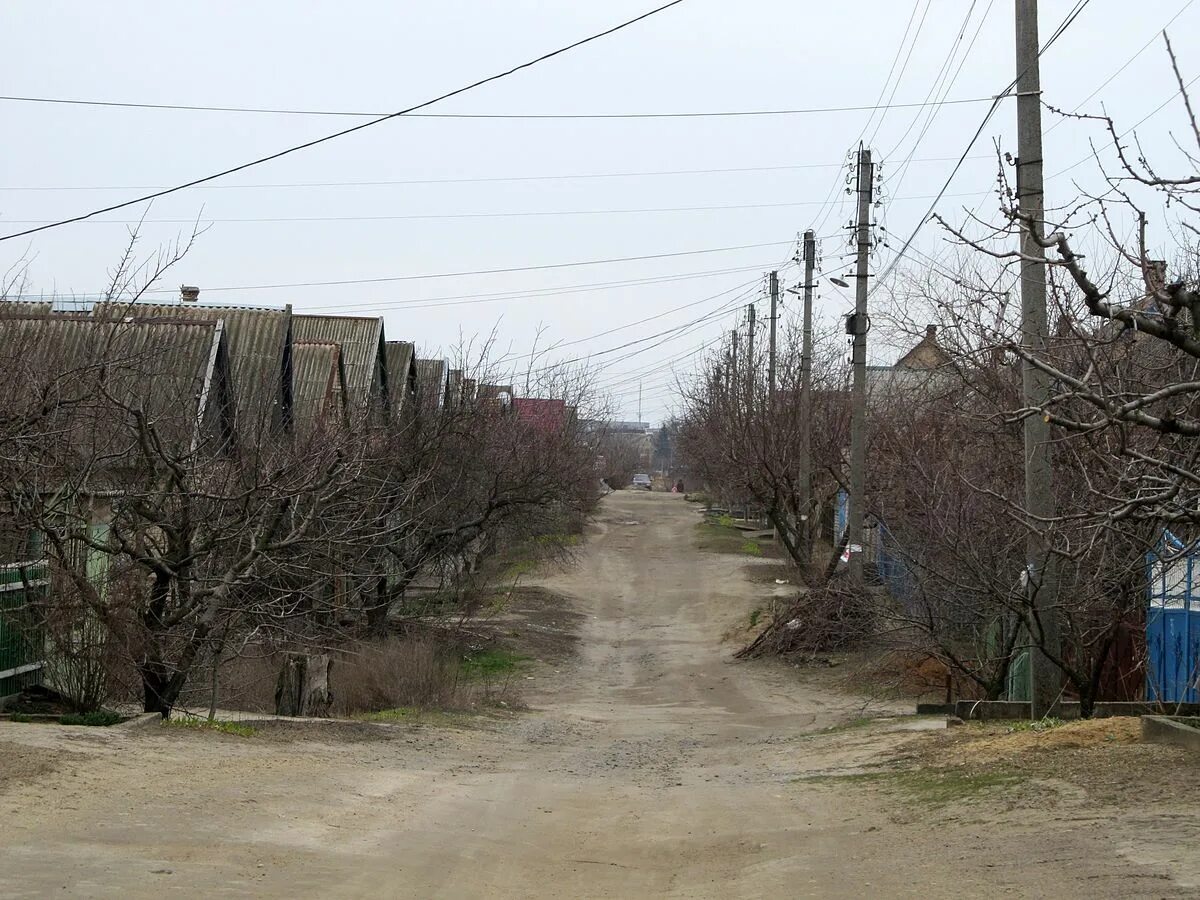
[447,369,465,408]
[291,314,384,417]
[384,341,416,416]
[0,300,54,318]
[415,358,448,411]
[291,341,345,435]
[478,384,514,405]
[513,398,568,433]
[0,314,228,467]
[93,301,290,438]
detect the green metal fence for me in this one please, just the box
[0,559,48,697]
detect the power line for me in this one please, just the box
[0,93,997,120]
[1044,0,1197,135]
[0,191,995,227]
[867,0,935,147]
[0,156,994,193]
[296,264,773,314]
[0,0,690,243]
[871,0,1095,291]
[132,239,803,295]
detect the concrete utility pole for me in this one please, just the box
[730,328,739,392]
[638,378,643,424]
[847,147,873,583]
[768,271,779,406]
[798,231,816,564]
[745,303,756,401]
[1015,0,1060,718]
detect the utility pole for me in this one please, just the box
[768,271,779,406]
[745,304,756,402]
[847,147,873,584]
[798,231,816,566]
[638,378,643,424]
[1015,0,1060,718]
[730,328,739,392]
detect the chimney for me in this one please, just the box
[1147,260,1167,294]
[180,285,200,303]
[925,324,937,341]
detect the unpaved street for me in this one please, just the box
[1,492,1197,897]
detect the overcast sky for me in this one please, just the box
[3,1,1198,423]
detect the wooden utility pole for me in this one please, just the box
[847,147,873,583]
[798,231,816,564]
[1015,0,1060,718]
[768,271,779,405]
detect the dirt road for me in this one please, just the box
[1,492,1196,897]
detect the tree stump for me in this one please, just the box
[274,653,333,717]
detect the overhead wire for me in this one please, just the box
[129,239,806,295]
[1,191,998,228]
[0,0,690,243]
[869,0,1095,293]
[866,0,935,147]
[0,93,1001,121]
[0,156,996,193]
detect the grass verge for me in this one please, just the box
[163,717,257,737]
[799,768,1024,806]
[460,649,530,680]
[696,522,765,555]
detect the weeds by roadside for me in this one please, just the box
[696,522,768,555]
[163,717,257,737]
[461,649,529,680]
[799,769,1025,807]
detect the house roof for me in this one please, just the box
[415,358,448,410]
[513,397,568,433]
[0,300,54,318]
[446,369,465,408]
[896,325,951,370]
[291,314,384,416]
[291,341,346,435]
[383,341,416,415]
[0,314,229,466]
[92,301,290,437]
[478,384,513,404]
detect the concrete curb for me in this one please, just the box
[1141,715,1200,750]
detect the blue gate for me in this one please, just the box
[1147,531,1200,703]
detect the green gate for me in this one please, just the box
[0,559,48,697]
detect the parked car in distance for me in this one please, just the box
[631,473,652,491]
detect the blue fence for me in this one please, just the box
[1147,531,1200,703]
[833,490,915,606]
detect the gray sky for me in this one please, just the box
[3,1,1198,423]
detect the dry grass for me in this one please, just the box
[952,717,1141,764]
[332,637,475,717]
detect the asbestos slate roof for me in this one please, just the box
[0,314,230,469]
[291,314,384,418]
[415,358,448,411]
[0,300,54,318]
[92,301,291,438]
[384,341,416,416]
[291,341,346,436]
